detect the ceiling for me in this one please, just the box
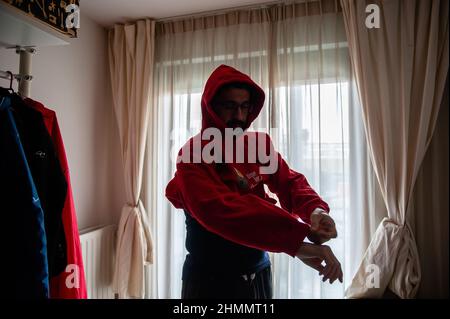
[81,0,279,27]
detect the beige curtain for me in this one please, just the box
[108,19,155,298]
[341,0,449,298]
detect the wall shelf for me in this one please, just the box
[0,1,69,48]
[0,1,72,96]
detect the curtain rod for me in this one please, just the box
[155,0,319,23]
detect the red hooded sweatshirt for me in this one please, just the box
[165,65,329,258]
[25,98,87,299]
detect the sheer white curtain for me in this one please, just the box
[268,7,386,299]
[146,1,384,299]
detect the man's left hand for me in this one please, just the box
[307,210,338,244]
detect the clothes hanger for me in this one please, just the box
[0,71,15,96]
[0,72,12,107]
[7,71,15,94]
[0,71,27,109]
[9,71,28,100]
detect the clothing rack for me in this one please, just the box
[0,70,21,81]
[0,46,36,98]
[1,0,70,98]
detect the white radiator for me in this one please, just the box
[80,224,116,299]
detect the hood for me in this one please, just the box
[166,65,266,209]
[201,64,265,131]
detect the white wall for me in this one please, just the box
[0,14,125,231]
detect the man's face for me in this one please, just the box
[212,87,252,129]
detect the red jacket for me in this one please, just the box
[25,98,87,299]
[165,65,329,257]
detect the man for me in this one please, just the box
[165,65,342,299]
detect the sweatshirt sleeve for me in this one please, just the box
[172,160,310,257]
[264,134,330,225]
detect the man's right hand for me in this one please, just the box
[295,242,343,284]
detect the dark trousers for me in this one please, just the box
[181,266,273,299]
